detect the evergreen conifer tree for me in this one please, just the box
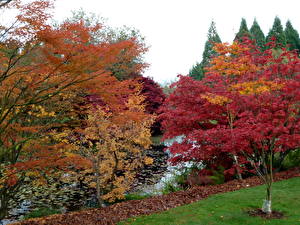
[202,21,222,66]
[250,19,265,49]
[189,62,204,80]
[189,21,221,80]
[285,20,300,52]
[266,17,286,48]
[234,18,251,42]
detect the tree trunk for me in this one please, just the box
[94,158,105,207]
[0,188,10,220]
[233,155,243,181]
[249,151,273,214]
[95,175,105,207]
[262,183,272,214]
[261,151,273,214]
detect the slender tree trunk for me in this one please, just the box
[248,151,273,214]
[95,175,104,207]
[233,155,243,181]
[93,159,105,207]
[262,180,272,214]
[261,151,273,214]
[227,109,243,181]
[0,188,10,220]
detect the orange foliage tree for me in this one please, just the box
[0,0,149,218]
[61,94,155,205]
[64,8,148,81]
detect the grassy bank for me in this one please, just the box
[119,177,300,225]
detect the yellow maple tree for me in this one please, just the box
[68,94,155,204]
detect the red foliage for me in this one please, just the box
[137,77,165,114]
[137,76,166,134]
[160,39,300,176]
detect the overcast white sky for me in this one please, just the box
[53,0,300,84]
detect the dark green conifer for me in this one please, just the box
[285,20,300,52]
[266,17,286,48]
[234,18,251,42]
[250,19,265,49]
[201,21,222,66]
[189,21,221,80]
[189,63,204,80]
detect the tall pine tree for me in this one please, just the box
[202,21,222,66]
[189,21,221,80]
[285,20,300,53]
[266,17,286,48]
[234,18,251,42]
[250,19,265,49]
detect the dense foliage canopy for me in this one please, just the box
[0,0,154,219]
[161,39,300,213]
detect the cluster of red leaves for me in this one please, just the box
[137,77,165,115]
[12,168,300,225]
[137,76,166,134]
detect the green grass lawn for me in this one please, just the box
[119,177,300,225]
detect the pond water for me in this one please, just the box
[137,135,203,195]
[0,200,31,224]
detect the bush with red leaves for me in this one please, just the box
[137,76,166,135]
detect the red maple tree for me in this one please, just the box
[160,39,300,214]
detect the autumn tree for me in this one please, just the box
[189,21,221,80]
[64,94,154,205]
[45,78,155,206]
[0,0,149,218]
[65,8,148,81]
[160,39,300,214]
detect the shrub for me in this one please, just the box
[210,167,225,184]
[282,149,300,169]
[161,182,182,195]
